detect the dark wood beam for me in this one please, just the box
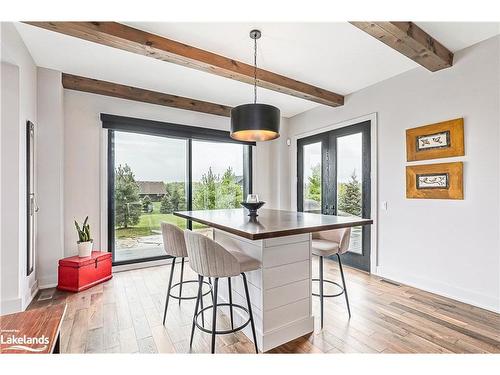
[25,22,344,107]
[62,73,232,117]
[350,22,454,72]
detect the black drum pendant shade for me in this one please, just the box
[230,103,280,142]
[230,29,280,142]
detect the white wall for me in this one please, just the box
[0,23,38,313]
[1,62,22,312]
[36,68,64,288]
[287,36,500,312]
[253,117,290,210]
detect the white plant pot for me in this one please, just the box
[77,241,93,257]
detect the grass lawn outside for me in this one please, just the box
[115,202,204,239]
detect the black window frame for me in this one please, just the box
[104,114,254,266]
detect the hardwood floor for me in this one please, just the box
[28,258,500,354]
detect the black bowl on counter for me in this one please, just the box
[240,201,265,217]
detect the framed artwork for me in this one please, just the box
[406,162,463,199]
[406,118,464,161]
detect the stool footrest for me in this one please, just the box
[169,280,212,300]
[312,278,345,298]
[194,303,250,335]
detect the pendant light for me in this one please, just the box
[230,29,280,142]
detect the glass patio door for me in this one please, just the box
[107,122,253,265]
[297,121,371,272]
[191,140,250,238]
[110,131,188,264]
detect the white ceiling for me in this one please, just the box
[418,22,500,52]
[15,22,500,118]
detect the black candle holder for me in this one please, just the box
[240,201,265,217]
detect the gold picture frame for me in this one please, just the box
[406,162,463,199]
[406,118,464,161]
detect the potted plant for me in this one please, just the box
[75,216,93,257]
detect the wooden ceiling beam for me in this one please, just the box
[62,73,232,117]
[350,22,453,72]
[25,22,344,107]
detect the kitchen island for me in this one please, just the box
[174,208,373,352]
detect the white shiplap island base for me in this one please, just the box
[214,230,313,352]
[174,209,373,352]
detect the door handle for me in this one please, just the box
[30,193,39,214]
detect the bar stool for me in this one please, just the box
[161,222,211,326]
[184,229,260,354]
[311,227,352,329]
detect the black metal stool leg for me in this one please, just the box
[208,277,214,300]
[200,277,205,328]
[319,256,324,329]
[211,277,219,354]
[228,277,234,330]
[242,273,258,353]
[163,257,176,325]
[337,254,351,318]
[178,257,185,305]
[190,275,203,348]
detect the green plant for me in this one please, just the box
[160,193,174,214]
[338,170,362,216]
[306,164,321,203]
[142,195,152,210]
[192,167,243,210]
[114,164,141,228]
[74,216,92,243]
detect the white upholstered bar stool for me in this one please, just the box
[160,222,211,326]
[184,229,260,354]
[312,227,352,329]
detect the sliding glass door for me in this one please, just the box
[108,126,252,265]
[191,140,249,238]
[110,131,188,264]
[297,121,371,271]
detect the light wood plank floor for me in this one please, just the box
[28,258,500,354]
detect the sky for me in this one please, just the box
[114,131,244,183]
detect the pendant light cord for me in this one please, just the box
[254,36,257,104]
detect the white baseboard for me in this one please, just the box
[38,283,57,289]
[38,274,58,290]
[261,317,315,352]
[22,280,39,310]
[376,266,500,313]
[1,297,23,315]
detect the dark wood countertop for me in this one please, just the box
[174,209,373,240]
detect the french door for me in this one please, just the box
[298,121,371,272]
